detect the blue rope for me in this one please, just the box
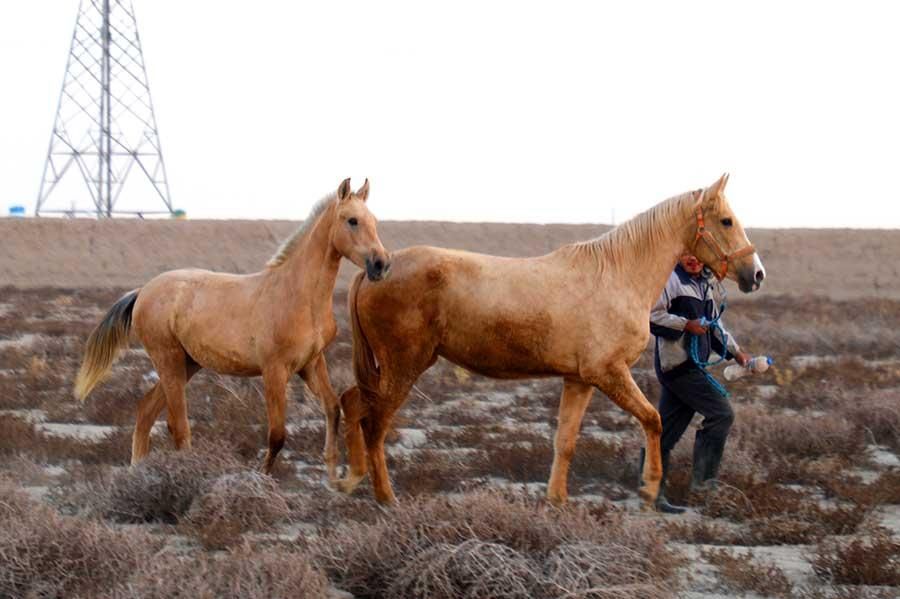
[688,300,731,398]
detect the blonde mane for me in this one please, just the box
[266,193,337,267]
[565,191,698,269]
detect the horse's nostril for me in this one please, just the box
[755,270,765,283]
[374,259,384,271]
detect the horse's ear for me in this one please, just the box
[356,178,370,202]
[337,178,352,202]
[708,173,730,199]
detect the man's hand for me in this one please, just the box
[684,319,708,335]
[734,351,752,366]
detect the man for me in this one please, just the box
[645,252,751,514]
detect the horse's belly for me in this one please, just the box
[181,338,261,376]
[438,317,572,379]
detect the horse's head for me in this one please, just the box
[331,178,391,281]
[691,174,765,293]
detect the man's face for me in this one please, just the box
[680,253,703,275]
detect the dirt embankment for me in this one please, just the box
[1,218,898,299]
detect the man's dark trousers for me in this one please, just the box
[658,364,735,485]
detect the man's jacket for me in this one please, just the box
[650,264,740,375]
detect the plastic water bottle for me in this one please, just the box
[723,356,773,381]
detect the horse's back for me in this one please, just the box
[132,268,264,372]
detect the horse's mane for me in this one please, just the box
[266,193,336,267]
[565,191,698,269]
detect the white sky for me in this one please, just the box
[1,1,898,228]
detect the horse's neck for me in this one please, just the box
[577,211,695,311]
[272,206,342,312]
[624,226,690,310]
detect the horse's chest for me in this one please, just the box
[281,317,335,367]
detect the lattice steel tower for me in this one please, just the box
[36,0,174,217]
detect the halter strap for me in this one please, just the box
[691,191,755,281]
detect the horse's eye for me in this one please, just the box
[348,217,358,227]
[721,218,733,228]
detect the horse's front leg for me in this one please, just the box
[547,379,595,505]
[300,353,341,484]
[586,362,663,510]
[261,364,290,474]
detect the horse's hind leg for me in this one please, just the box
[132,383,165,464]
[151,347,194,451]
[547,379,595,505]
[261,364,290,474]
[589,363,663,510]
[133,361,202,463]
[299,353,341,484]
[334,386,368,494]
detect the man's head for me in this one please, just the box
[679,252,704,277]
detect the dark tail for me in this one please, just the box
[74,289,139,401]
[349,272,380,397]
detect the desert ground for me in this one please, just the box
[0,218,898,598]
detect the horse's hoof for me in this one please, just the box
[331,477,360,495]
[547,494,567,508]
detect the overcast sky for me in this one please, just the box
[1,1,898,228]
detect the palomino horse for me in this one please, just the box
[336,174,764,509]
[74,179,390,480]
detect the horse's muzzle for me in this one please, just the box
[365,256,391,282]
[737,260,765,293]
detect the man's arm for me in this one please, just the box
[715,321,751,365]
[650,287,688,340]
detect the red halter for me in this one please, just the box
[692,191,756,281]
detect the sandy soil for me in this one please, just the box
[2,217,900,298]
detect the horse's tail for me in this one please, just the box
[349,272,380,398]
[74,289,140,401]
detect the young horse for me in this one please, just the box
[336,174,764,510]
[74,178,390,481]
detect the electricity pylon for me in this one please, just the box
[36,0,174,217]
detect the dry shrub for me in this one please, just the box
[107,545,329,599]
[428,425,489,448]
[468,429,632,489]
[101,442,243,523]
[81,373,150,425]
[745,515,826,545]
[0,412,132,465]
[699,476,868,543]
[663,519,747,545]
[0,345,27,371]
[388,540,544,599]
[43,427,134,465]
[841,389,900,451]
[811,533,900,586]
[287,484,384,528]
[821,469,900,506]
[471,431,553,483]
[543,542,668,599]
[389,449,479,496]
[733,406,865,460]
[188,375,269,461]
[0,413,41,454]
[701,548,793,598]
[308,490,677,599]
[726,295,900,358]
[793,586,898,599]
[570,436,634,487]
[0,480,159,599]
[186,470,290,549]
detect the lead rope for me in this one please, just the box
[688,281,731,397]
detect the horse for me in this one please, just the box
[74,178,390,481]
[335,174,764,510]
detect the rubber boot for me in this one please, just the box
[691,436,726,493]
[638,448,686,514]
